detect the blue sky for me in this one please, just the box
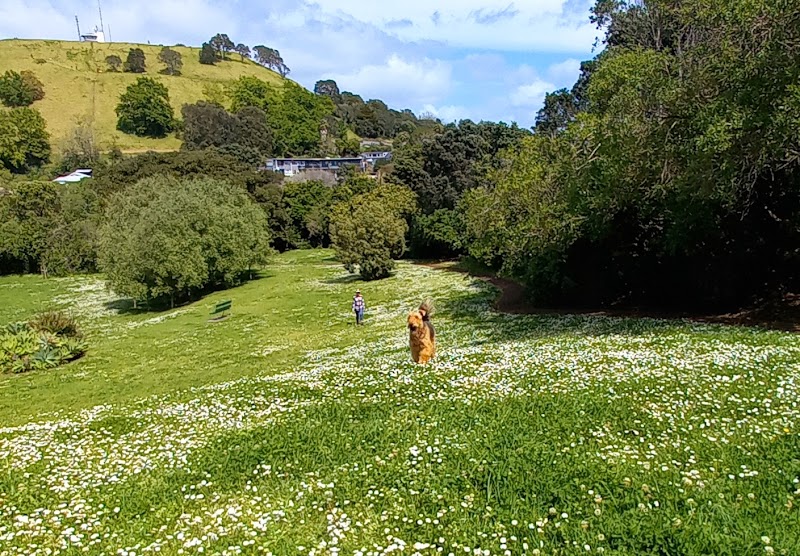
[0,0,603,127]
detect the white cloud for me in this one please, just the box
[327,55,452,107]
[421,103,470,123]
[306,0,598,52]
[510,79,555,107]
[546,58,582,84]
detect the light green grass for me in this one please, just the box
[0,249,798,555]
[0,39,285,152]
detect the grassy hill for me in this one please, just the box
[0,39,286,153]
[1,249,798,553]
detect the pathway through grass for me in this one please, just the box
[1,250,798,555]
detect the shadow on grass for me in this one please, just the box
[104,271,274,315]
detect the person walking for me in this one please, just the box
[352,290,365,325]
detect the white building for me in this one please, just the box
[80,26,105,42]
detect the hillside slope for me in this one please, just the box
[0,39,286,152]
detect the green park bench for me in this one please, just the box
[209,299,232,321]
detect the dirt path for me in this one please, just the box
[420,261,800,333]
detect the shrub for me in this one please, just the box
[123,48,146,73]
[0,70,35,107]
[115,77,175,138]
[20,71,44,101]
[329,184,417,280]
[1,314,86,374]
[105,55,122,72]
[98,175,272,307]
[0,107,51,173]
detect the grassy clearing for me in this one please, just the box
[1,249,798,555]
[0,39,285,152]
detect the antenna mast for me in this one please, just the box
[75,16,81,41]
[97,0,105,37]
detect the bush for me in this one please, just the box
[116,77,175,138]
[20,71,44,101]
[123,48,146,73]
[0,107,51,173]
[329,184,417,280]
[98,175,273,307]
[199,43,216,65]
[0,70,35,107]
[105,55,122,72]
[1,314,86,374]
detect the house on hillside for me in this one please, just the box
[52,168,93,184]
[263,152,392,177]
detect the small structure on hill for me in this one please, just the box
[80,26,106,42]
[263,152,392,177]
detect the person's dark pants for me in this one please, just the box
[355,309,364,324]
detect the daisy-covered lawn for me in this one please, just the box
[1,250,798,555]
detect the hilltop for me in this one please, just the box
[0,39,287,152]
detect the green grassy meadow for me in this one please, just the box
[0,249,798,555]
[0,39,285,153]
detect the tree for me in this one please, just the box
[158,47,183,76]
[534,89,578,136]
[314,79,341,102]
[267,81,334,156]
[329,184,417,280]
[0,180,60,274]
[0,70,35,107]
[57,119,100,173]
[252,45,289,75]
[181,101,272,161]
[123,48,146,73]
[0,107,51,173]
[235,43,251,61]
[199,42,216,65]
[19,71,44,102]
[115,77,175,138]
[210,33,235,60]
[105,54,122,72]
[228,76,271,112]
[98,175,272,307]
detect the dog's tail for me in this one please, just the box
[419,298,435,320]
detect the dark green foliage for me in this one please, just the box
[91,149,281,197]
[268,82,335,156]
[235,43,251,61]
[181,101,272,162]
[115,77,175,138]
[534,89,578,136]
[123,48,146,73]
[329,184,417,280]
[0,107,51,173]
[252,45,289,76]
[0,70,36,107]
[105,54,122,72]
[390,120,530,213]
[210,34,235,60]
[0,180,59,274]
[409,208,465,258]
[228,76,271,112]
[464,0,800,311]
[314,80,341,101]
[98,175,273,307]
[158,47,183,76]
[199,43,216,65]
[1,315,86,374]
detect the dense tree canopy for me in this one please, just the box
[0,107,50,173]
[464,0,800,310]
[98,176,272,306]
[115,77,175,138]
[330,184,417,280]
[123,48,146,73]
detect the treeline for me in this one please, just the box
[461,0,800,311]
[4,0,798,313]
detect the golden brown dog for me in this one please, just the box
[407,299,435,364]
